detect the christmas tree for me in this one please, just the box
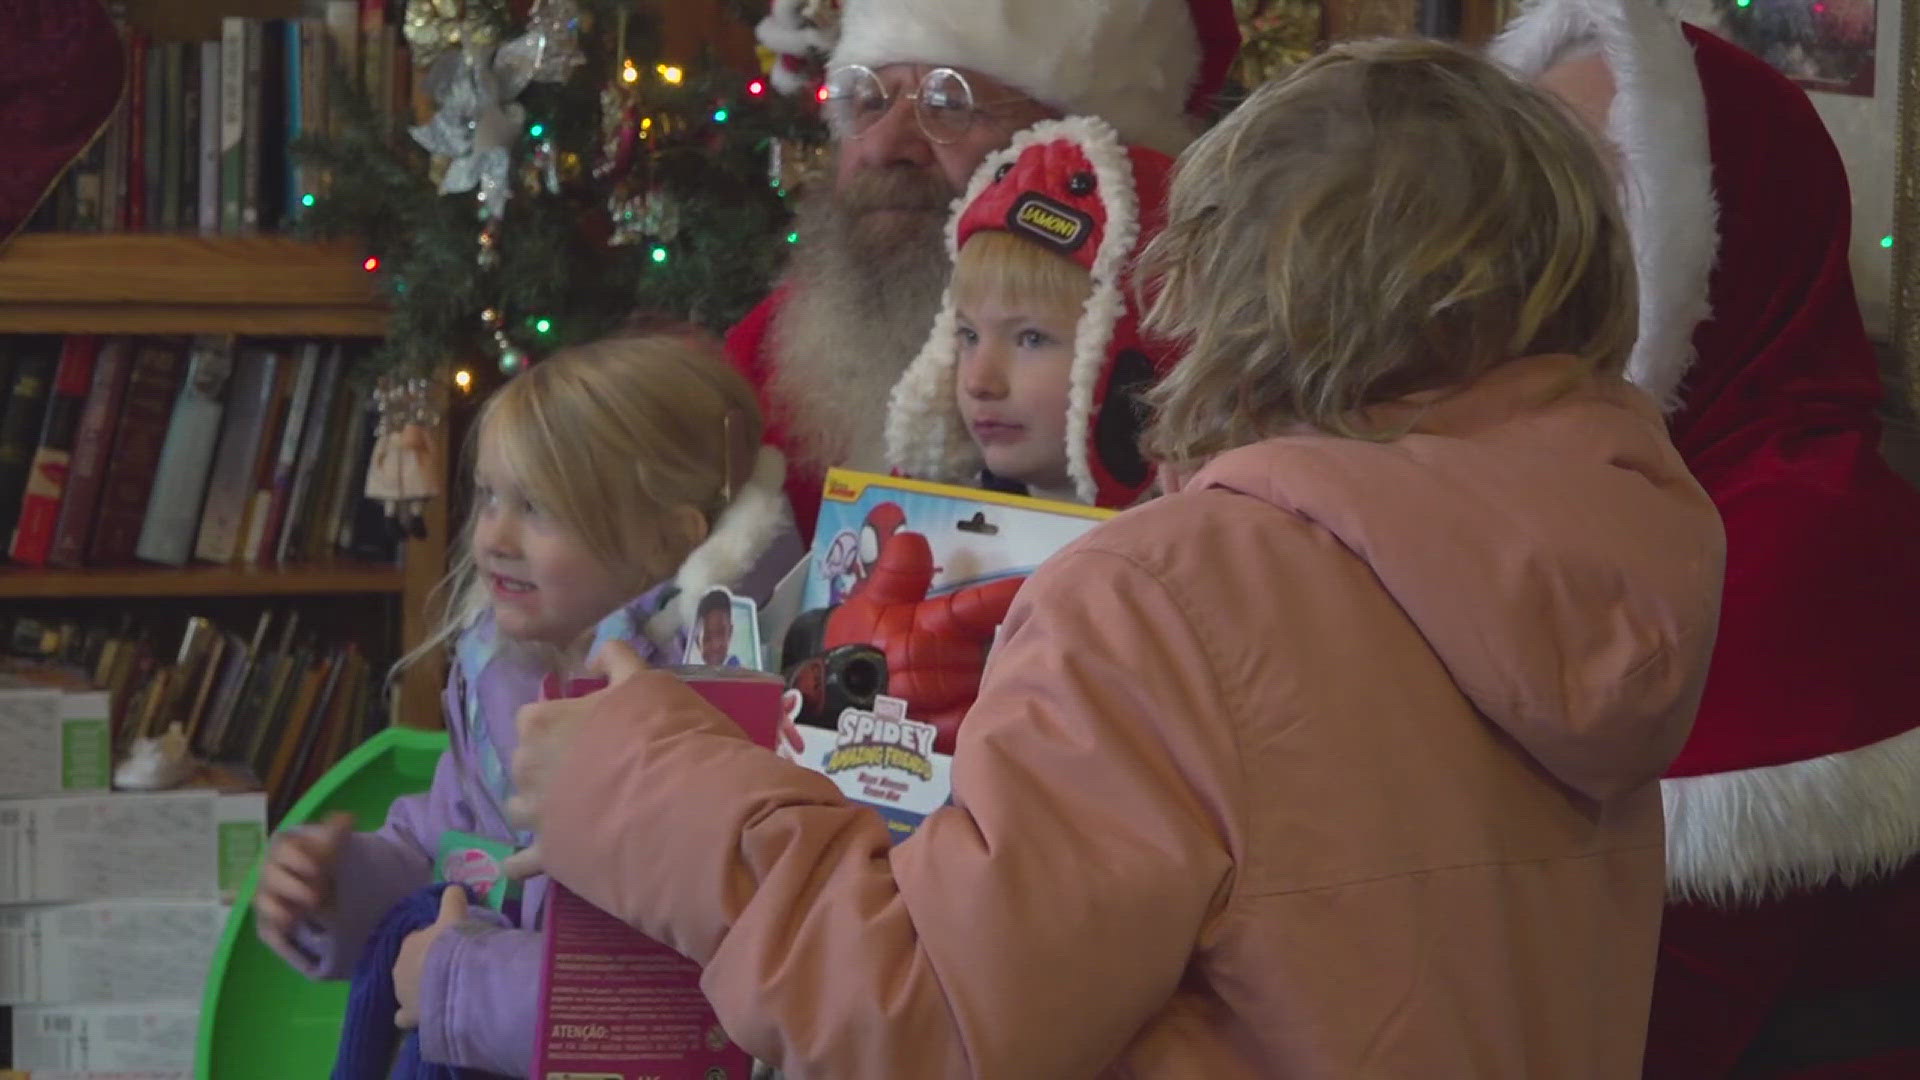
[295,0,826,380]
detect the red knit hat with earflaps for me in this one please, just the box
[885,117,1179,508]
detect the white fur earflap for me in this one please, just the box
[831,0,1204,156]
[642,446,793,649]
[1490,0,1717,412]
[1059,118,1143,506]
[1663,725,1920,903]
[885,117,1139,504]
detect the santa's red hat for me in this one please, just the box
[1493,0,1920,909]
[886,117,1178,508]
[0,0,125,245]
[829,0,1241,155]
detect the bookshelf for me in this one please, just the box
[0,559,404,599]
[0,235,388,337]
[0,234,447,729]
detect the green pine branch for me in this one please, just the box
[289,1,824,379]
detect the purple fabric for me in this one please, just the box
[277,653,550,1077]
[274,525,804,1078]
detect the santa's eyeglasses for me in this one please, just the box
[822,65,1032,145]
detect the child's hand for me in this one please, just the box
[254,811,353,950]
[394,885,469,1029]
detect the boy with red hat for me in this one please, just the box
[734,0,1242,539]
[888,117,1180,510]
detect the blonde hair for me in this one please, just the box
[1141,38,1638,468]
[402,331,763,669]
[951,230,1094,316]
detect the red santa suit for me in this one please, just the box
[1495,4,1920,1075]
[1,0,124,244]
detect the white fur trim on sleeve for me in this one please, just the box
[1490,0,1717,412]
[1662,724,1920,904]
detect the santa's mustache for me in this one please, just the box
[837,164,956,215]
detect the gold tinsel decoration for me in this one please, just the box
[1234,0,1324,88]
[403,0,508,67]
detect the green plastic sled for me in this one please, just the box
[196,725,448,1079]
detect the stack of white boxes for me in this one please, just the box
[1,678,266,1079]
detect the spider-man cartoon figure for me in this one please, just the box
[823,527,1021,753]
[823,501,908,603]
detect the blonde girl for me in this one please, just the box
[253,331,799,1077]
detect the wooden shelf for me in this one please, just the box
[0,561,405,599]
[0,234,387,336]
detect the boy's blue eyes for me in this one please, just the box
[954,326,1057,348]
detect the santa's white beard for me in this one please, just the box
[766,164,954,475]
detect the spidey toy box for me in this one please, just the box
[776,470,1112,839]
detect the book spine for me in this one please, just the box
[323,1,359,109]
[251,345,318,564]
[125,32,148,231]
[198,40,223,235]
[255,21,289,234]
[84,342,186,565]
[284,19,305,224]
[241,19,265,235]
[305,366,358,562]
[47,340,134,568]
[135,338,233,566]
[157,42,183,232]
[10,339,101,567]
[361,0,389,136]
[193,350,278,564]
[276,348,340,564]
[0,338,61,551]
[64,103,114,232]
[177,42,201,234]
[97,4,132,232]
[303,16,329,205]
[219,18,245,235]
[143,36,167,231]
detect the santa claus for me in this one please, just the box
[1496,0,1920,1074]
[733,0,1242,537]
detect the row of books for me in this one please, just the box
[0,335,398,570]
[27,0,417,237]
[5,608,387,823]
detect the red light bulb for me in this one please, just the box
[362,255,381,272]
[815,85,829,103]
[749,79,766,96]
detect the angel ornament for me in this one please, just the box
[365,377,446,541]
[755,0,842,95]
